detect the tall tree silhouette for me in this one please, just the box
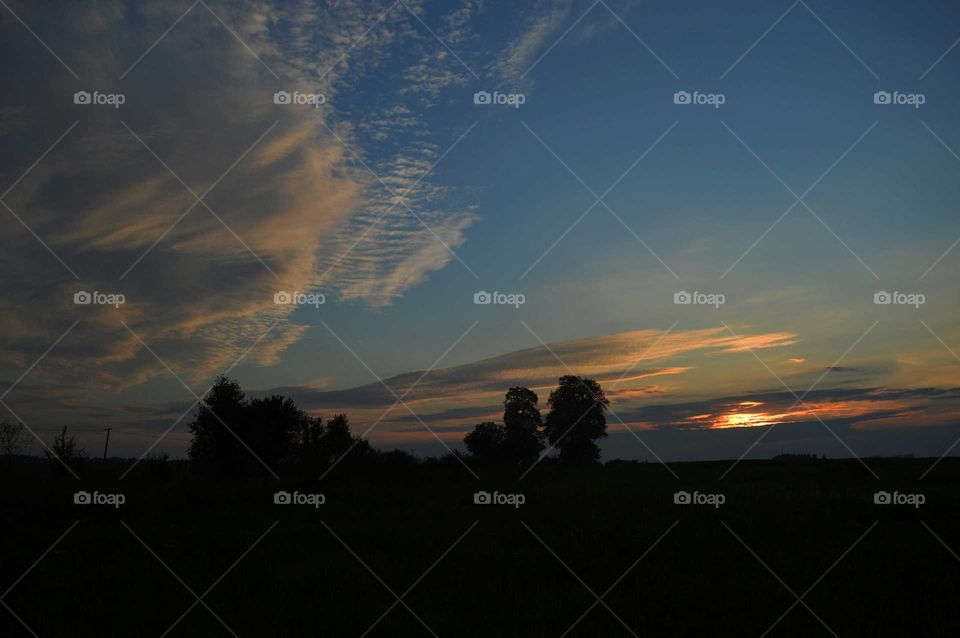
[503,387,543,465]
[188,376,248,474]
[245,394,304,469]
[298,414,326,465]
[463,387,543,465]
[318,414,372,463]
[543,376,608,463]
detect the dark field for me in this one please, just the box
[2,457,959,637]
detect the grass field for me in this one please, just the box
[2,457,959,637]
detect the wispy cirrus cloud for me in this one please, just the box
[263,325,799,430]
[0,0,499,393]
[492,0,572,81]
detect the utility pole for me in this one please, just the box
[102,428,112,460]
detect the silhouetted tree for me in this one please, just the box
[297,415,326,465]
[463,421,505,463]
[543,376,608,464]
[188,377,374,475]
[321,414,354,457]
[0,420,29,471]
[463,387,544,465]
[188,376,248,475]
[45,425,85,474]
[247,394,306,468]
[318,414,372,464]
[502,387,543,465]
[188,377,305,476]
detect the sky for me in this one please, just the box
[1,0,959,465]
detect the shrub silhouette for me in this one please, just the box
[0,420,30,472]
[45,425,85,475]
[543,376,608,464]
[464,421,506,463]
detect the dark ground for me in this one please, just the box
[2,457,958,637]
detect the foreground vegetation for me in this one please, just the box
[2,457,959,636]
[3,378,958,635]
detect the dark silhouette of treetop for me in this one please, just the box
[188,375,253,475]
[463,421,505,464]
[543,376,608,464]
[187,376,372,476]
[318,413,373,462]
[463,386,546,465]
[502,387,543,465]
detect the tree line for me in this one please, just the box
[5,374,611,475]
[187,376,373,475]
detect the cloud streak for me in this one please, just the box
[0,0,496,393]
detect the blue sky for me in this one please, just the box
[1,0,959,464]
